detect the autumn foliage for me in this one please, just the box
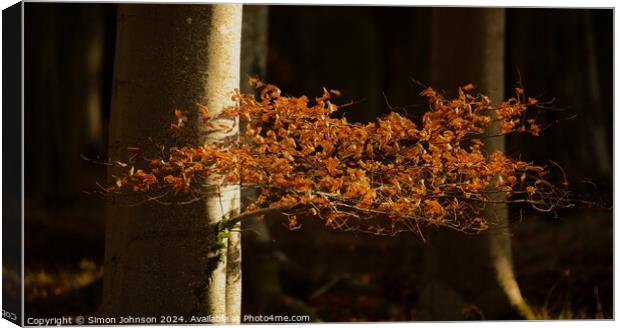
[100,80,572,237]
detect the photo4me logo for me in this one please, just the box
[2,309,17,323]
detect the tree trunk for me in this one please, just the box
[237,9,270,307]
[25,4,107,205]
[102,4,242,322]
[582,10,611,177]
[416,8,534,320]
[240,4,278,308]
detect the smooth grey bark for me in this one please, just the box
[201,5,243,323]
[102,4,242,322]
[417,8,533,320]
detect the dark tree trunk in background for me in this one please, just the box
[240,6,319,319]
[101,4,242,321]
[506,9,613,191]
[24,4,113,283]
[417,8,534,320]
[578,10,611,178]
[240,3,277,309]
[240,5,268,89]
[25,4,107,206]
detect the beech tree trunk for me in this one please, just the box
[417,8,534,320]
[102,4,242,322]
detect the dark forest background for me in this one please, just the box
[15,4,612,321]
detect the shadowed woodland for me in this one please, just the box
[13,4,613,322]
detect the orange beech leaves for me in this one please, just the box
[101,80,571,237]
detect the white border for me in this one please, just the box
[0,2,616,328]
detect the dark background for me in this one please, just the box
[19,4,612,321]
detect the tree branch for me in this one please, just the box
[223,204,302,226]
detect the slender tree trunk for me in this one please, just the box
[82,7,105,147]
[240,5,268,89]
[417,8,534,320]
[582,10,611,176]
[239,4,276,307]
[102,4,242,322]
[238,7,320,320]
[25,4,107,204]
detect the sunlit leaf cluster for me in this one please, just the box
[101,80,571,237]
